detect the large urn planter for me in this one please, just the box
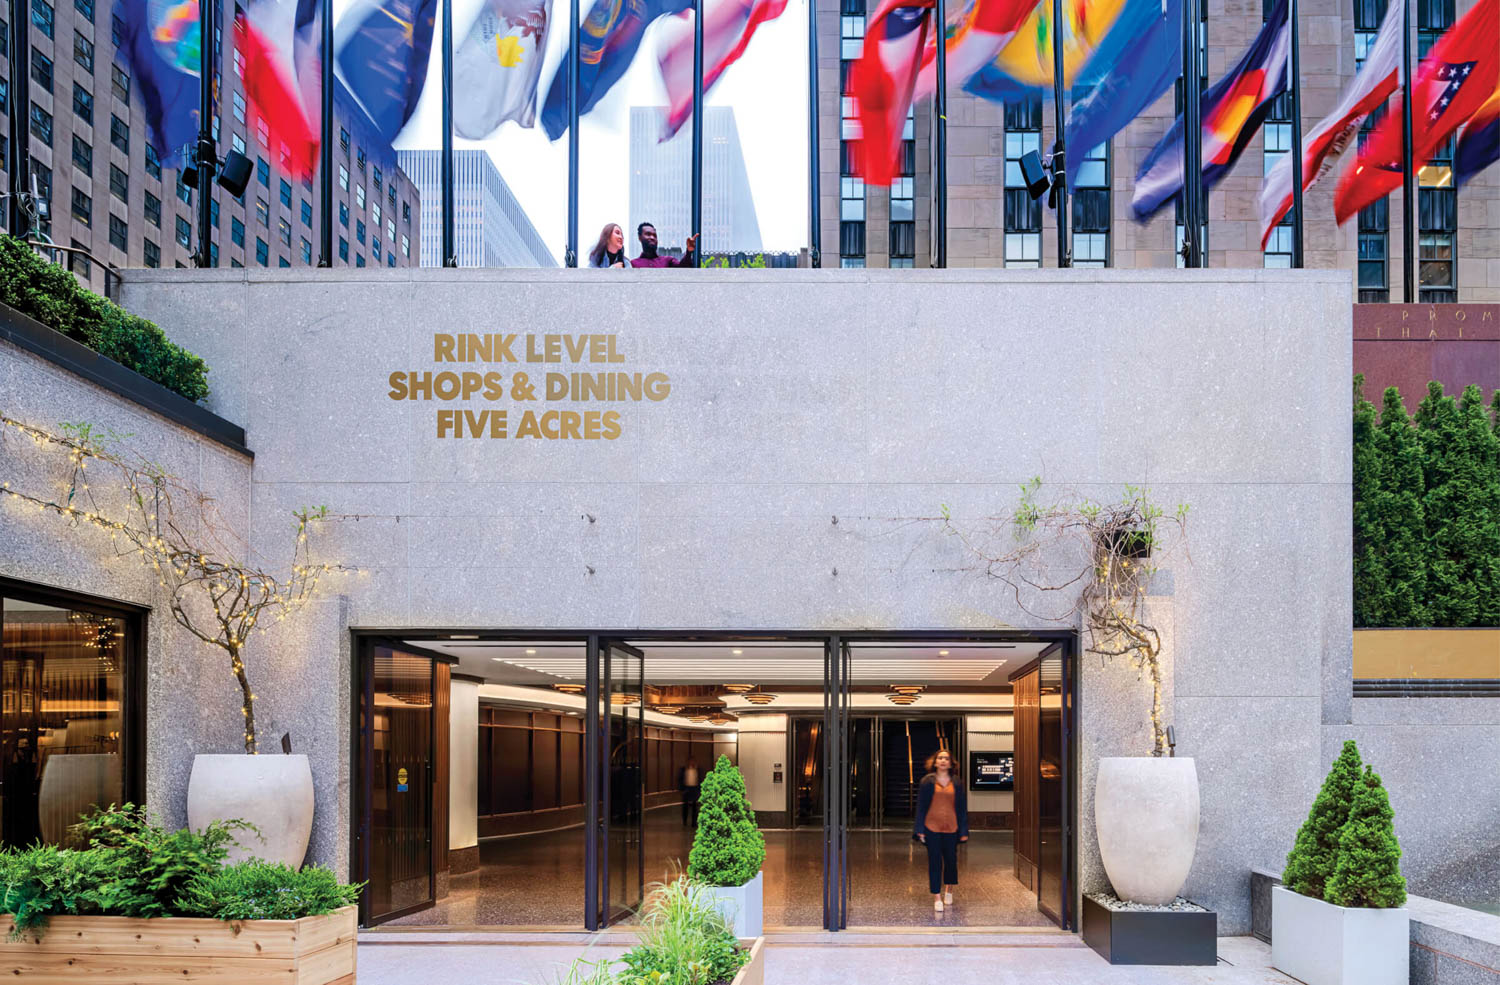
[188,753,315,866]
[703,871,764,938]
[1271,886,1408,985]
[1095,756,1200,905]
[730,937,766,985]
[0,905,357,984]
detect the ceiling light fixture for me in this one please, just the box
[723,684,755,693]
[449,634,479,640]
[552,683,585,695]
[890,684,925,696]
[610,693,640,705]
[744,692,776,705]
[887,693,919,705]
[732,649,743,655]
[938,650,950,655]
[526,648,537,655]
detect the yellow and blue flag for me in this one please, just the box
[114,0,203,167]
[335,0,439,143]
[961,0,1127,102]
[1066,0,1181,159]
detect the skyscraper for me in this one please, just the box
[397,149,556,268]
[629,106,762,256]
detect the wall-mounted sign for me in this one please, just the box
[969,752,1013,791]
[772,771,783,784]
[386,333,672,440]
[396,766,409,792]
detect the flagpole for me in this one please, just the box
[194,0,217,267]
[567,0,580,267]
[6,0,31,236]
[692,0,704,266]
[1182,0,1202,267]
[318,0,334,267]
[1399,0,1414,301]
[441,0,457,266]
[1289,0,1304,268]
[1050,0,1069,267]
[934,0,947,268]
[807,0,821,267]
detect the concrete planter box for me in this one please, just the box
[0,904,357,984]
[702,871,763,939]
[1271,886,1408,985]
[731,937,766,985]
[1080,895,1217,966]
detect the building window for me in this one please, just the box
[279,178,292,207]
[372,165,382,191]
[0,17,7,58]
[372,238,380,260]
[256,119,269,147]
[300,238,311,264]
[255,237,268,265]
[839,5,866,268]
[175,215,191,247]
[68,188,92,230]
[387,254,396,268]
[232,133,246,155]
[144,142,160,179]
[278,256,289,267]
[74,31,94,71]
[1004,97,1042,267]
[1174,3,1209,267]
[300,199,312,225]
[74,0,92,19]
[1072,138,1110,268]
[144,190,160,227]
[72,82,92,124]
[339,127,350,153]
[209,197,218,227]
[387,218,395,241]
[71,134,92,176]
[176,176,192,205]
[31,48,52,93]
[0,77,6,114]
[356,147,366,171]
[401,234,409,257]
[232,48,243,77]
[278,217,291,246]
[356,219,365,244]
[109,213,127,250]
[231,215,245,246]
[256,197,269,226]
[1416,0,1456,302]
[372,200,381,227]
[0,586,144,849]
[402,201,410,223]
[31,0,53,38]
[110,114,129,154]
[111,64,129,102]
[339,236,348,261]
[388,184,396,206]
[31,103,54,147]
[109,164,128,202]
[339,202,348,227]
[111,10,124,44]
[1357,196,1389,302]
[339,165,349,190]
[355,253,365,267]
[256,157,270,187]
[356,184,366,209]
[144,239,160,267]
[232,91,246,123]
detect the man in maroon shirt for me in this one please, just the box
[632,223,699,268]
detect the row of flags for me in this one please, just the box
[114,0,788,176]
[852,0,1498,242]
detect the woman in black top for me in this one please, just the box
[913,749,969,911]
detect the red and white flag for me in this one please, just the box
[657,0,789,141]
[1334,0,1498,223]
[236,0,320,179]
[1256,0,1399,246]
[911,0,1034,103]
[852,0,935,186]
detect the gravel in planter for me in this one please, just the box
[1086,892,1210,913]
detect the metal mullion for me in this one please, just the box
[584,634,600,930]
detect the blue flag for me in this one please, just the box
[539,0,690,140]
[1067,0,1181,160]
[336,0,439,143]
[113,0,202,168]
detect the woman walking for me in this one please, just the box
[913,748,968,911]
[588,223,631,268]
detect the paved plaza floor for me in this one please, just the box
[356,932,1301,985]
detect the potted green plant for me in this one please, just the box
[686,756,766,938]
[1273,740,1408,985]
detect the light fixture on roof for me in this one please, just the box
[744,691,776,705]
[526,648,537,654]
[688,714,711,722]
[938,650,950,656]
[890,685,925,696]
[723,684,755,693]
[610,692,640,705]
[888,693,920,705]
[552,683,585,695]
[732,649,743,655]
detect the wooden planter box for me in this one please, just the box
[731,937,765,985]
[0,904,357,985]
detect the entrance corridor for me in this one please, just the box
[384,807,1054,929]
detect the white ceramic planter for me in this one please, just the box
[37,753,118,844]
[703,871,763,938]
[1271,885,1408,985]
[1095,756,1199,905]
[187,754,315,867]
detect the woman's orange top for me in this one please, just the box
[926,779,959,833]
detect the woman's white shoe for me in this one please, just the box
[934,899,944,912]
[944,892,953,905]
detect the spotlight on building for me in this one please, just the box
[217,150,253,198]
[1018,150,1051,201]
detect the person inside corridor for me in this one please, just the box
[632,223,698,268]
[913,748,968,912]
[588,223,631,268]
[679,756,702,826]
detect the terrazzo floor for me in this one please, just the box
[382,808,1052,929]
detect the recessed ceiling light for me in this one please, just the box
[491,657,506,662]
[732,649,743,655]
[449,634,479,640]
[939,650,949,655]
[526,648,537,654]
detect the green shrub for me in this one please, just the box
[1283,741,1362,900]
[177,861,363,921]
[1325,766,1407,908]
[0,843,123,935]
[0,235,211,402]
[687,757,765,888]
[616,878,748,985]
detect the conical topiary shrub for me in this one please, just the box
[1325,765,1407,908]
[687,755,765,888]
[1283,740,1362,900]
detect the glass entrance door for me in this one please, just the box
[601,640,644,924]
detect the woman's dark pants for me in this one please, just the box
[925,832,959,894]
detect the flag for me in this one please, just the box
[851,0,935,186]
[540,0,691,140]
[1066,0,1181,160]
[335,0,439,144]
[656,0,787,141]
[1131,0,1289,221]
[1257,0,1399,246]
[910,0,1036,104]
[453,0,552,137]
[236,0,320,178]
[113,0,202,167]
[1335,0,1498,223]
[962,0,1128,103]
[1455,88,1499,187]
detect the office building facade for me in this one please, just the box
[397,149,555,268]
[0,2,419,292]
[817,0,1498,300]
[630,105,763,255]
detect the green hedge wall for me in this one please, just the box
[0,235,210,402]
[1353,375,1500,627]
